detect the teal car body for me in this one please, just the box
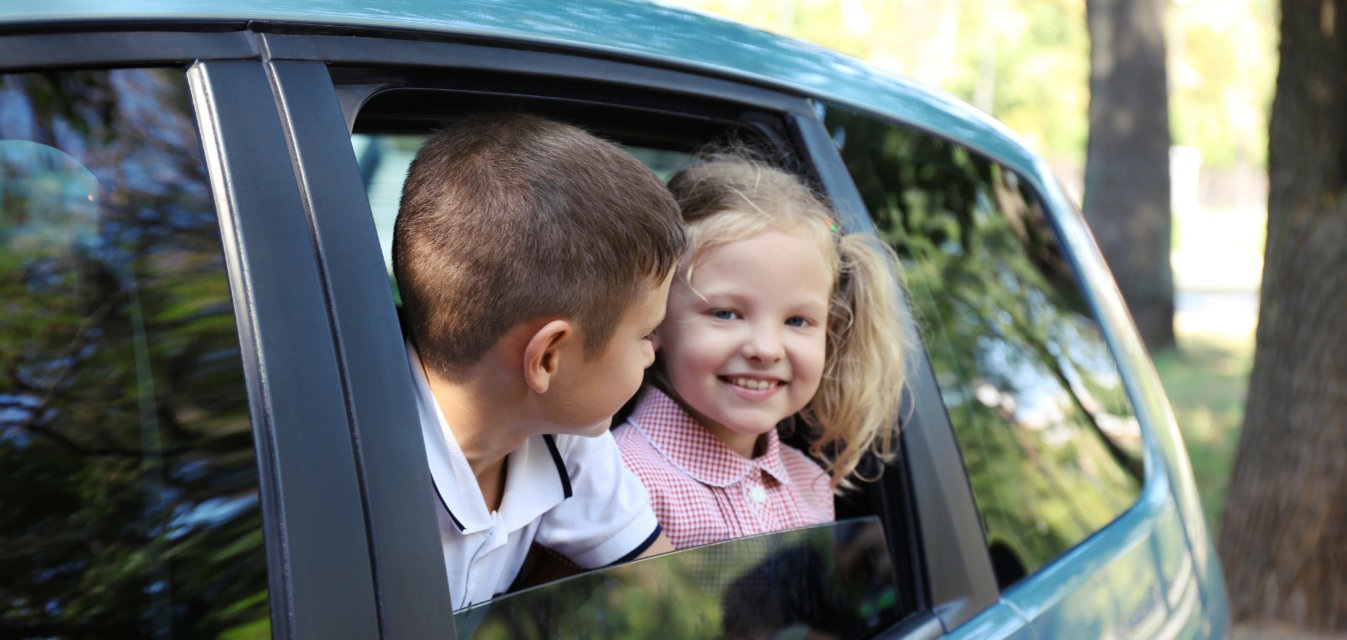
[0,2,1229,639]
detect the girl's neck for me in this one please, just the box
[704,421,762,459]
[659,385,765,459]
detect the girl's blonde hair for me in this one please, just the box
[664,153,913,491]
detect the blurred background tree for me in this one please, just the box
[1083,0,1175,350]
[666,0,1274,167]
[1219,0,1347,631]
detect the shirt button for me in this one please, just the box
[748,485,767,504]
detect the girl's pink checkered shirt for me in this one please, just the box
[614,388,834,550]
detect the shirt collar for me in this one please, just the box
[406,339,570,535]
[630,387,792,488]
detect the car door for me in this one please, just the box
[262,28,1038,640]
[0,31,385,640]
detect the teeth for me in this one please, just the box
[732,377,776,391]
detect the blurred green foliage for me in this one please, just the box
[668,0,1277,167]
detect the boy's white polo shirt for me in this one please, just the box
[406,340,661,610]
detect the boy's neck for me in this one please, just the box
[421,358,534,486]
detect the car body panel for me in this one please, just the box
[1003,461,1211,638]
[943,602,1033,640]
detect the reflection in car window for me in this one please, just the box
[823,104,1143,587]
[0,70,268,637]
[454,517,898,640]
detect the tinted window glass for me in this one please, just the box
[0,70,268,638]
[823,105,1142,585]
[454,517,898,640]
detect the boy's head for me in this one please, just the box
[394,113,685,389]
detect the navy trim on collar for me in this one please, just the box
[543,434,573,499]
[607,524,662,566]
[432,480,466,532]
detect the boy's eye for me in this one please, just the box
[712,309,738,320]
[643,332,656,341]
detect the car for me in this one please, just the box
[0,2,1230,639]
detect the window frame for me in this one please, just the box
[190,59,386,640]
[266,29,1000,637]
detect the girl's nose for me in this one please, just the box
[742,323,785,362]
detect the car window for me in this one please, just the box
[453,517,898,640]
[0,69,269,638]
[821,104,1143,587]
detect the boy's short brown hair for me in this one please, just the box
[394,113,685,374]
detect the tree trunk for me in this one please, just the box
[1083,0,1175,350]
[1219,0,1347,630]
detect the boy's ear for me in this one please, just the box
[523,319,574,394]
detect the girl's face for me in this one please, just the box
[654,226,832,457]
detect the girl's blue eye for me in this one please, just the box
[712,309,737,320]
[786,316,809,328]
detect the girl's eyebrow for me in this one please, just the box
[696,290,828,314]
[691,289,749,305]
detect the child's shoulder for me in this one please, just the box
[550,430,619,458]
[612,419,656,462]
[611,420,643,448]
[777,443,832,500]
[777,442,824,471]
[612,420,691,483]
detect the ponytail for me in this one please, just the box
[801,232,912,491]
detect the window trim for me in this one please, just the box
[0,30,257,73]
[270,55,461,640]
[187,58,382,640]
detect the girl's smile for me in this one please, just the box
[653,226,832,458]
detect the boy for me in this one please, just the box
[393,113,683,610]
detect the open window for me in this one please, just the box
[331,65,924,636]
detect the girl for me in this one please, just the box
[615,154,912,550]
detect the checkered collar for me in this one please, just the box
[630,387,793,488]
